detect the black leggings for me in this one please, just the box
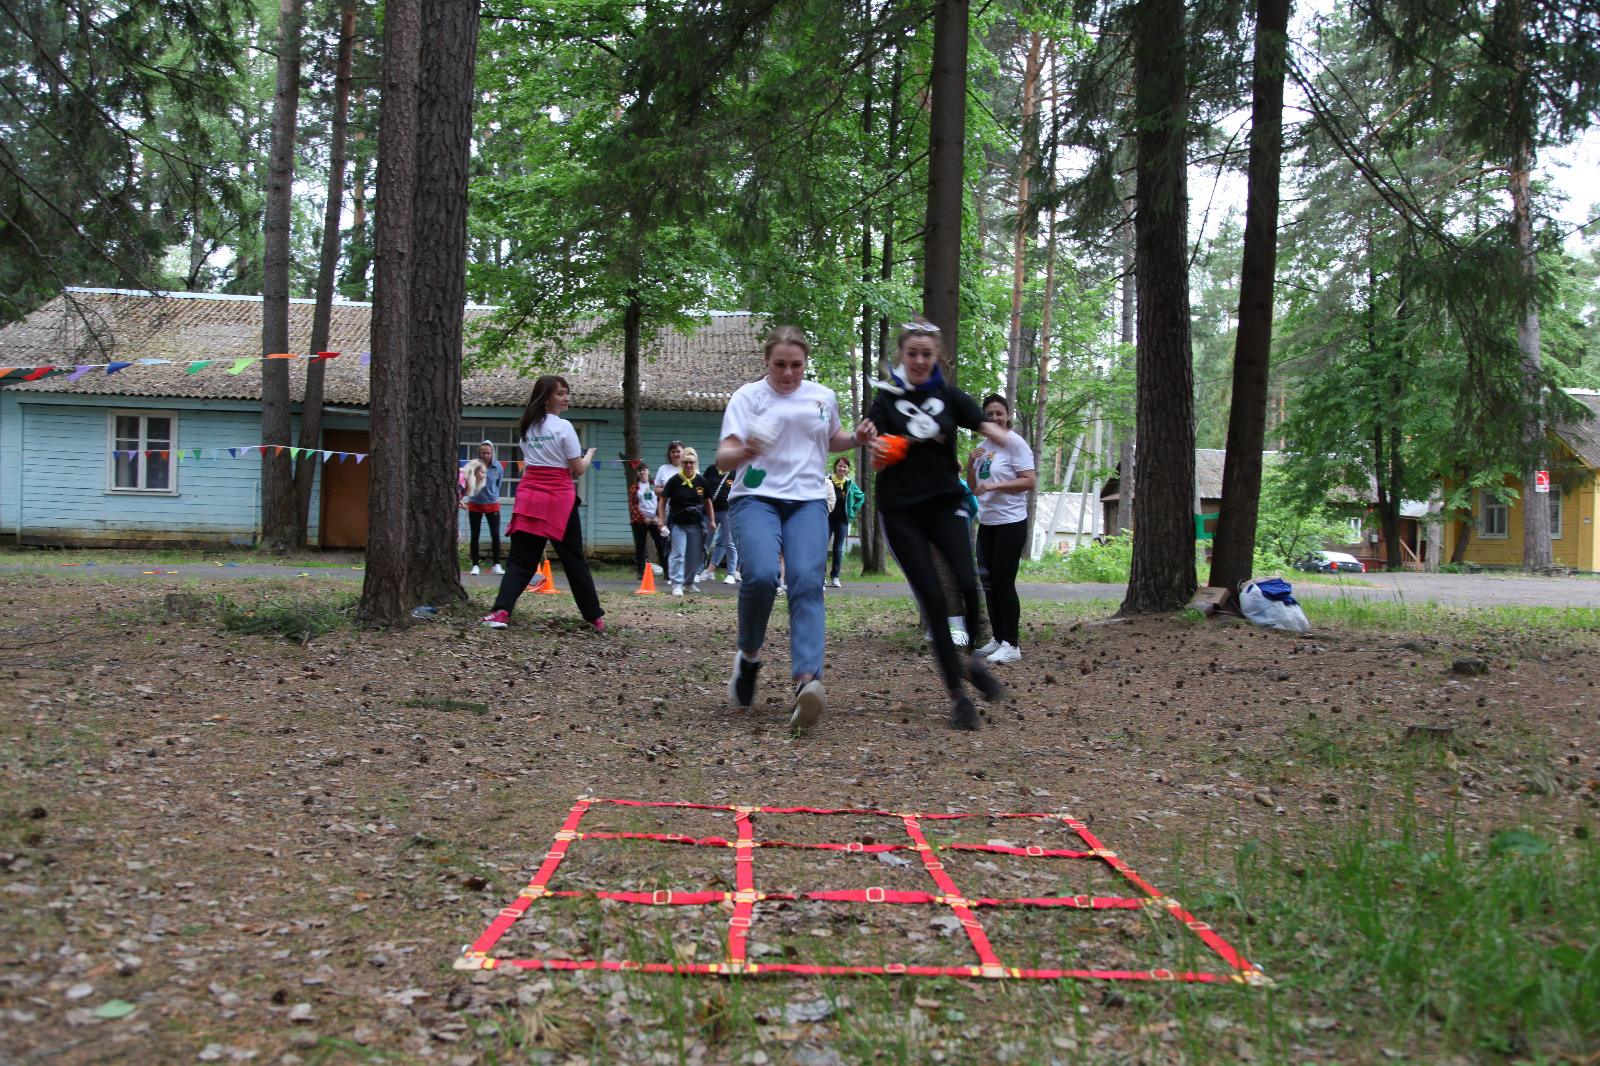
[468,509,501,566]
[880,498,987,691]
[631,522,668,578]
[828,514,849,578]
[490,507,604,623]
[977,519,1027,645]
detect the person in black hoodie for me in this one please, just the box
[858,317,1014,730]
[701,461,739,583]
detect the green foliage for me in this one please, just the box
[1062,533,1132,582]
[1253,460,1359,565]
[219,592,353,641]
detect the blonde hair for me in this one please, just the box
[680,446,699,465]
[896,316,944,359]
[763,325,812,361]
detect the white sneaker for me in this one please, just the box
[974,638,1001,657]
[732,571,742,582]
[698,569,715,583]
[790,679,826,732]
[949,625,969,648]
[688,584,701,593]
[829,577,842,587]
[671,585,684,597]
[652,563,664,575]
[493,564,504,575]
[723,574,738,585]
[777,582,787,596]
[987,642,1022,664]
[470,565,480,576]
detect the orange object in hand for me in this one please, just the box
[872,434,910,470]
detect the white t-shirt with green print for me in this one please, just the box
[520,414,582,469]
[720,378,842,503]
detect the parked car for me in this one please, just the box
[1293,550,1366,574]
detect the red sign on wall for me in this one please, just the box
[1534,470,1551,494]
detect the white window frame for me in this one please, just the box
[106,410,179,495]
[1549,493,1563,539]
[1479,489,1509,539]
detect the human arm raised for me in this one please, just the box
[567,447,597,477]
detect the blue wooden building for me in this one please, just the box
[0,289,763,555]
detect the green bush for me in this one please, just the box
[1061,534,1133,582]
[219,594,354,642]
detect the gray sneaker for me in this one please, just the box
[790,679,826,732]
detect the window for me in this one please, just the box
[1479,489,1509,538]
[460,423,522,500]
[1346,517,1363,544]
[108,412,176,493]
[1549,494,1563,539]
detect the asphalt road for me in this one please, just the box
[4,561,1598,608]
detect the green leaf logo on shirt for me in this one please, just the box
[743,467,767,488]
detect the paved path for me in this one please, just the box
[4,561,1598,608]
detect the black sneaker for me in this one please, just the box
[967,658,1004,702]
[950,694,980,731]
[729,651,761,708]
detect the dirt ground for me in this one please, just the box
[1,574,1596,1066]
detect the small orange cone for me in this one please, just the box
[634,565,658,595]
[537,558,561,594]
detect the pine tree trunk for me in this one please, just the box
[295,3,357,549]
[623,290,642,462]
[1119,0,1196,615]
[404,0,478,607]
[1115,233,1135,534]
[923,0,968,377]
[1207,0,1289,595]
[1512,136,1551,570]
[1004,31,1042,408]
[360,0,422,625]
[260,0,303,553]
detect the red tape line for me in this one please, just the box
[457,798,1270,985]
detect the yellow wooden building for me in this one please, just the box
[1439,390,1600,569]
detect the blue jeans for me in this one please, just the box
[709,508,739,572]
[731,495,827,681]
[669,521,704,587]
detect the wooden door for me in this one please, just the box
[319,429,370,549]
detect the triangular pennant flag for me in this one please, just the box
[23,366,55,380]
[266,352,294,359]
[354,454,366,463]
[67,365,94,381]
[227,359,257,375]
[136,359,171,365]
[359,353,371,366]
[0,369,15,380]
[228,448,240,458]
[106,362,132,374]
[157,450,168,461]
[274,446,285,456]
[185,361,214,374]
[313,351,339,362]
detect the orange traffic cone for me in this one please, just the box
[536,558,561,594]
[634,565,658,595]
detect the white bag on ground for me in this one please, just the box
[1238,577,1310,633]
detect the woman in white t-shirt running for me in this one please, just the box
[717,326,869,732]
[481,375,603,632]
[967,394,1036,663]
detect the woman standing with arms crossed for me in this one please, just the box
[459,440,505,576]
[628,463,668,579]
[858,319,1011,730]
[663,447,715,595]
[481,375,604,632]
[967,395,1037,664]
[720,326,867,732]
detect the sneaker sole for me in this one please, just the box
[790,682,826,732]
[481,621,507,629]
[728,650,755,708]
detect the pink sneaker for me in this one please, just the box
[591,618,605,634]
[480,609,510,629]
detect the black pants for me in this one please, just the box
[880,498,987,691]
[468,509,501,566]
[828,513,849,579]
[977,519,1027,645]
[491,508,604,623]
[631,522,669,578]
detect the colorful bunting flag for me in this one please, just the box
[185,361,214,374]
[106,362,132,374]
[67,366,94,381]
[313,351,339,362]
[23,366,55,380]
[227,359,257,375]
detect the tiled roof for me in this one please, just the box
[0,289,766,411]
[1555,390,1600,469]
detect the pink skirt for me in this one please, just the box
[507,465,574,540]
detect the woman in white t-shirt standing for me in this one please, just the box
[481,374,604,632]
[717,326,868,732]
[967,394,1036,663]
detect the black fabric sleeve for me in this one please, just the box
[948,387,990,433]
[866,391,892,430]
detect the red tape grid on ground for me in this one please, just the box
[457,798,1271,986]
